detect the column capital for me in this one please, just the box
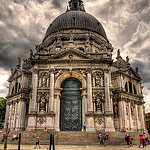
[33,69,39,74]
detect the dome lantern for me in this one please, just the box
[67,0,85,12]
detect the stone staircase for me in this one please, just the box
[0,130,149,146]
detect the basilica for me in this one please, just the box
[5,0,146,132]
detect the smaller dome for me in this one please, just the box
[45,11,108,41]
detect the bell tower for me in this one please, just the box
[67,0,85,11]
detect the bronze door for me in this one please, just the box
[60,78,82,131]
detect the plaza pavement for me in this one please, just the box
[0,144,150,150]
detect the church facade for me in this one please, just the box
[5,0,146,132]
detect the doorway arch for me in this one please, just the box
[60,78,82,131]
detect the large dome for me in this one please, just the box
[45,11,108,40]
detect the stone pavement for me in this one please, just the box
[0,144,150,150]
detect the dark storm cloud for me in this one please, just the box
[51,0,61,8]
[131,60,150,84]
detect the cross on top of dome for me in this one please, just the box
[67,0,85,12]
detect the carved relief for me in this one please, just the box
[131,104,135,117]
[126,104,129,116]
[113,102,119,118]
[92,71,103,87]
[37,117,45,125]
[93,93,105,112]
[37,92,49,112]
[95,118,104,125]
[39,72,49,87]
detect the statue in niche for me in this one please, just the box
[126,104,129,116]
[131,105,134,116]
[41,76,47,87]
[56,35,62,48]
[95,97,102,112]
[69,31,74,41]
[40,97,46,112]
[95,75,101,86]
[113,103,118,118]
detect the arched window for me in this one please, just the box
[15,82,18,93]
[133,85,137,94]
[129,81,133,93]
[18,83,21,92]
[125,82,128,92]
[11,86,14,95]
[125,81,137,95]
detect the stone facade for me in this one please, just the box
[5,0,146,132]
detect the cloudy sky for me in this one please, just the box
[0,0,150,112]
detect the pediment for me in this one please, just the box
[123,68,141,80]
[50,48,92,60]
[8,69,22,81]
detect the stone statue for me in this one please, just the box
[135,67,139,73]
[16,57,21,69]
[40,97,46,112]
[117,49,121,57]
[30,49,33,59]
[70,31,74,41]
[126,56,129,63]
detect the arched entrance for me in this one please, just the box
[60,78,82,131]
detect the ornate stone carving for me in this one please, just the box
[37,92,49,112]
[113,49,130,68]
[126,104,129,116]
[37,117,45,125]
[16,57,21,69]
[93,93,105,112]
[39,72,49,87]
[22,59,32,70]
[113,102,119,118]
[95,118,104,125]
[92,71,103,87]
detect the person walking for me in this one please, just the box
[125,134,130,147]
[139,135,143,148]
[129,136,133,147]
[103,134,106,147]
[34,136,41,149]
[98,133,103,146]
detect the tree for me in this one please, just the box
[0,97,7,123]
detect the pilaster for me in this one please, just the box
[49,69,55,112]
[30,69,38,113]
[87,69,93,112]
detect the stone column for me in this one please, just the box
[128,101,132,130]
[87,69,93,112]
[30,69,38,113]
[104,70,111,112]
[140,104,146,131]
[104,69,115,131]
[135,103,139,131]
[4,103,10,129]
[49,69,55,112]
[13,102,18,130]
[8,103,13,129]
[82,90,87,130]
[18,99,26,130]
[54,91,61,131]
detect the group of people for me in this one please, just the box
[98,133,109,146]
[120,127,127,133]
[139,133,149,148]
[125,134,133,147]
[125,132,149,148]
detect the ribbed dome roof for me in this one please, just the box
[45,11,108,40]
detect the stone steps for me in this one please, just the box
[0,131,149,146]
